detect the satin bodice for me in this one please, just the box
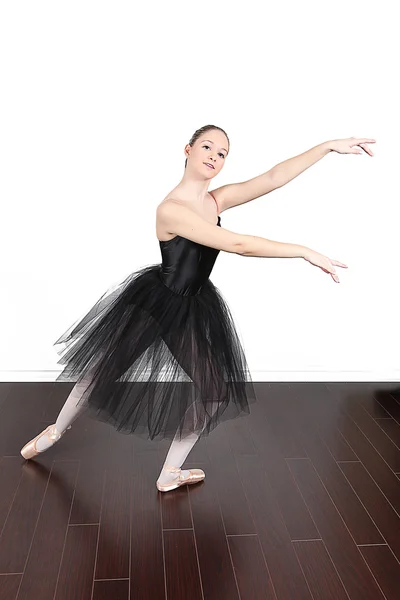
[158,216,221,296]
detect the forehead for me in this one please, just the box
[200,137,229,153]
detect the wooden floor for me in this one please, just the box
[1,382,400,599]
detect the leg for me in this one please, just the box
[156,330,224,490]
[21,366,96,458]
[23,322,155,459]
[35,371,94,451]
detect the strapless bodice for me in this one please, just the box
[158,216,221,296]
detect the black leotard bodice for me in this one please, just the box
[158,216,221,296]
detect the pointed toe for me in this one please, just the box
[185,468,205,484]
[20,424,70,460]
[156,466,206,492]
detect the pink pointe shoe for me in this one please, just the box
[156,464,206,492]
[20,424,71,460]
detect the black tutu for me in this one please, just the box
[54,214,257,441]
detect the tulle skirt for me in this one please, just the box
[54,263,257,441]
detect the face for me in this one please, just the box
[185,130,229,176]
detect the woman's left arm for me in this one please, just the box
[272,137,376,188]
[212,137,376,213]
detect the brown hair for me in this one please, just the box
[185,125,230,168]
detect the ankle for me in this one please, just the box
[163,464,182,474]
[157,465,192,485]
[35,424,70,452]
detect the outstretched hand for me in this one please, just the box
[303,249,348,283]
[302,136,376,282]
[329,137,376,156]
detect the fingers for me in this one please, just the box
[351,138,375,156]
[358,143,374,156]
[328,260,346,283]
[357,138,375,155]
[331,260,348,268]
[322,265,340,281]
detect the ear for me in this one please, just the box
[184,143,191,157]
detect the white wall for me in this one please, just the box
[0,0,398,381]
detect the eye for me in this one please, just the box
[202,145,225,159]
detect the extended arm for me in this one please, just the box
[270,141,332,188]
[212,137,375,212]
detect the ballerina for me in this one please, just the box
[20,125,375,492]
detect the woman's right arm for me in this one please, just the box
[157,201,345,281]
[157,201,309,259]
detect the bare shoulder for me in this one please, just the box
[156,198,187,241]
[156,192,220,241]
[156,197,245,255]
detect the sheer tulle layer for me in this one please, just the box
[54,263,257,441]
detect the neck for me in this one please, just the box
[176,169,211,201]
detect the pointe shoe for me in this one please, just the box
[156,464,205,492]
[20,424,71,460]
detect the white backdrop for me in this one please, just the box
[0,0,398,381]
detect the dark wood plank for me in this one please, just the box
[360,544,400,600]
[261,384,307,459]
[0,460,51,572]
[301,428,384,545]
[0,383,12,412]
[235,454,312,600]
[205,424,256,535]
[376,418,400,450]
[163,530,202,600]
[92,579,129,600]
[245,400,319,542]
[160,485,192,531]
[281,401,384,546]
[288,384,358,462]
[287,457,385,600]
[293,540,348,600]
[356,394,393,418]
[60,419,111,525]
[0,574,21,600]
[69,460,105,525]
[2,381,400,600]
[16,460,79,600]
[325,387,400,515]
[130,451,165,600]
[0,384,54,457]
[345,398,400,472]
[54,524,98,600]
[0,457,22,534]
[223,414,258,456]
[374,390,400,424]
[339,461,400,562]
[95,429,132,580]
[386,386,400,398]
[227,534,276,600]
[188,465,240,600]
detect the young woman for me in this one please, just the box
[20,125,375,492]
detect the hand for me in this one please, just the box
[329,137,376,156]
[303,249,348,283]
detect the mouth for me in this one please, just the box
[204,162,215,169]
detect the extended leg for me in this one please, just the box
[35,371,94,451]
